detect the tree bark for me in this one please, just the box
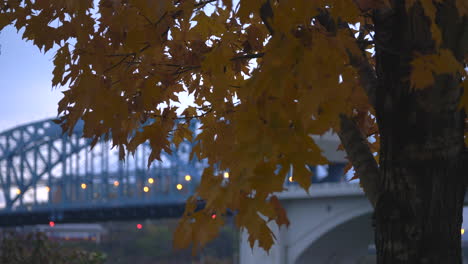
[371,1,467,263]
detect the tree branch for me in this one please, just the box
[315,10,378,107]
[259,0,274,36]
[457,17,468,59]
[194,0,217,8]
[463,151,468,186]
[338,114,381,208]
[349,52,378,107]
[230,52,265,60]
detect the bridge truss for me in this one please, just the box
[0,119,205,226]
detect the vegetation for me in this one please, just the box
[62,219,238,264]
[1,0,467,262]
[0,220,237,264]
[0,231,106,264]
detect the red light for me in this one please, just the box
[211,214,217,219]
[136,224,142,229]
[49,221,55,227]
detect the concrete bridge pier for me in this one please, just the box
[239,183,374,264]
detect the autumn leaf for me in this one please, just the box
[52,44,71,87]
[456,0,468,16]
[0,13,13,29]
[269,195,290,227]
[192,11,225,38]
[410,49,464,90]
[237,0,264,23]
[246,215,275,251]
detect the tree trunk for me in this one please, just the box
[373,1,466,263]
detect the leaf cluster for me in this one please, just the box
[1,0,467,252]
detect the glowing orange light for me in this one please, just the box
[148,178,154,184]
[45,186,50,192]
[185,175,191,181]
[462,229,465,235]
[223,172,229,179]
[81,183,87,189]
[49,221,55,227]
[288,176,293,182]
[113,181,119,187]
[136,224,142,229]
[176,184,183,190]
[15,188,21,195]
[143,186,149,193]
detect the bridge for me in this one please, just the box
[3,118,468,263]
[240,182,468,263]
[1,118,373,263]
[0,118,350,228]
[13,118,458,263]
[0,118,206,226]
[239,182,374,264]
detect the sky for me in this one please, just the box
[0,26,64,131]
[0,24,196,132]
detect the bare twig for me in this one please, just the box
[230,52,265,60]
[104,44,151,73]
[104,55,130,73]
[150,107,213,120]
[195,0,218,8]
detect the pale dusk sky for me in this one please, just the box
[0,26,64,131]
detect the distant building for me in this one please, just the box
[34,223,106,243]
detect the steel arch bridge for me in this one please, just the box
[0,118,206,226]
[0,118,348,227]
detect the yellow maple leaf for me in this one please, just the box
[0,13,13,30]
[456,0,468,17]
[292,164,313,191]
[269,195,290,227]
[406,0,444,45]
[192,11,226,38]
[246,215,275,251]
[329,0,361,22]
[410,49,463,90]
[52,44,71,87]
[237,0,264,23]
